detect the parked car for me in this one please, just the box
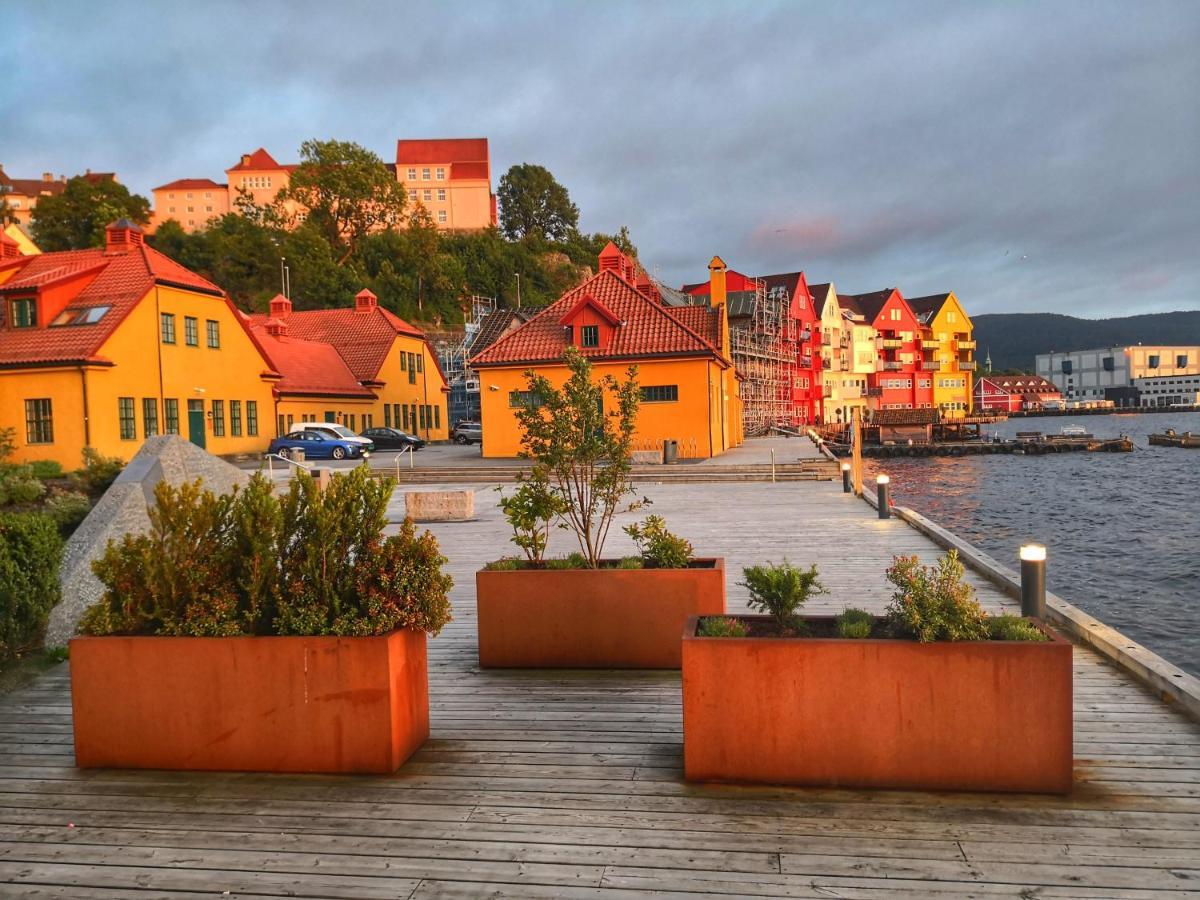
[452,421,483,445]
[291,422,375,453]
[361,427,425,451]
[268,430,366,461]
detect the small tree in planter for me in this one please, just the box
[70,466,452,774]
[494,465,565,567]
[739,560,827,636]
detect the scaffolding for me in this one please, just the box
[436,295,495,425]
[729,280,799,437]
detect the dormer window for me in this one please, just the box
[581,325,599,348]
[9,297,36,328]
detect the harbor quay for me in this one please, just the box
[3,450,1199,898]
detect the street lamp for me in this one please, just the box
[1020,544,1047,618]
[876,474,891,519]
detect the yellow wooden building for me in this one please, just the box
[908,292,975,417]
[471,244,742,459]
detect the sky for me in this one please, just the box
[4,0,1199,317]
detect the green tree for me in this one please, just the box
[280,139,407,265]
[31,175,151,250]
[497,164,580,242]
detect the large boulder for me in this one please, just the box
[44,436,250,646]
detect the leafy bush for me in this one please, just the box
[836,608,873,639]
[483,557,523,572]
[885,550,989,643]
[0,468,44,507]
[739,560,826,636]
[512,346,645,567]
[544,552,589,570]
[81,467,452,638]
[987,614,1049,643]
[624,515,693,569]
[0,512,63,658]
[496,465,564,564]
[29,460,64,480]
[72,447,124,495]
[615,556,644,570]
[698,616,749,638]
[43,490,92,535]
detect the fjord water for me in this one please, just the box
[868,411,1200,677]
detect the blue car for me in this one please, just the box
[268,430,366,461]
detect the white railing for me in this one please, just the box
[264,452,313,478]
[394,445,416,478]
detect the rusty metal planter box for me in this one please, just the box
[682,615,1073,793]
[476,560,726,669]
[69,628,429,774]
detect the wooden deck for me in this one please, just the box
[2,479,1199,898]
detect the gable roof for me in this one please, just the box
[154,178,227,191]
[249,326,375,398]
[906,293,954,326]
[980,374,1060,394]
[0,245,225,367]
[838,289,901,324]
[227,148,288,172]
[808,283,834,317]
[468,308,535,356]
[396,139,489,166]
[471,269,724,368]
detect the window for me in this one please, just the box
[230,400,242,436]
[408,189,418,201]
[581,325,600,347]
[423,189,432,201]
[947,312,957,323]
[436,167,445,180]
[184,316,199,346]
[419,405,427,429]
[416,354,423,373]
[402,405,409,430]
[348,414,356,431]
[890,308,901,321]
[437,210,447,223]
[392,403,401,428]
[164,399,179,434]
[1178,355,1189,368]
[641,385,679,403]
[1148,355,1161,369]
[399,352,407,371]
[433,407,440,429]
[161,313,176,343]
[408,353,417,383]
[118,397,136,440]
[407,167,417,180]
[10,298,37,328]
[277,414,286,437]
[385,405,392,427]
[246,401,258,436]
[142,398,158,436]
[24,399,53,444]
[422,168,431,180]
[206,319,220,348]
[325,411,336,423]
[509,390,544,408]
[437,188,446,201]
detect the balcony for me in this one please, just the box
[959,361,977,371]
[876,360,903,372]
[800,356,813,368]
[866,385,884,397]
[922,360,941,371]
[877,338,903,350]
[921,335,942,347]
[822,385,834,398]
[957,339,977,350]
[798,329,812,342]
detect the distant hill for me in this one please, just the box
[972,311,1200,372]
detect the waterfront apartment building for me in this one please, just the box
[907,292,974,418]
[151,139,495,233]
[1133,373,1200,408]
[1,168,117,226]
[812,283,870,426]
[839,289,935,414]
[1036,346,1200,407]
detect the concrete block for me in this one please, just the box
[405,490,475,522]
[632,450,663,465]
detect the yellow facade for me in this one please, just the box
[478,357,738,460]
[925,292,974,417]
[1,285,276,468]
[816,285,870,426]
[3,224,39,255]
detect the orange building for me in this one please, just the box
[151,178,230,232]
[395,139,496,230]
[1,168,117,226]
[471,244,742,459]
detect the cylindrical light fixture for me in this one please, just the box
[876,474,891,519]
[841,462,852,493]
[1020,544,1047,618]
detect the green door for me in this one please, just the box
[187,400,206,449]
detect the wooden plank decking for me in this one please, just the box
[2,479,1199,898]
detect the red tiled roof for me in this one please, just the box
[396,138,489,165]
[0,245,224,366]
[471,270,725,368]
[451,161,489,180]
[227,148,285,171]
[153,178,226,191]
[981,375,1059,394]
[670,305,721,349]
[249,327,374,397]
[1,176,65,197]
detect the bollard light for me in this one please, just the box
[841,462,852,493]
[876,474,891,519]
[1020,544,1047,619]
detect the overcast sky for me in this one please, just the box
[5,1,1198,317]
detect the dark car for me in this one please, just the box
[452,421,483,445]
[267,430,365,461]
[361,427,425,451]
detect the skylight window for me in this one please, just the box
[49,305,111,327]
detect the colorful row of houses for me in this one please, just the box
[0,222,448,467]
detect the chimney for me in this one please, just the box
[708,255,728,309]
[598,241,624,277]
[634,270,658,302]
[42,172,53,182]
[268,293,292,318]
[241,154,251,167]
[265,317,288,337]
[104,219,144,254]
[355,288,378,313]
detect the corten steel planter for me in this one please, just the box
[682,615,1073,793]
[476,559,725,668]
[69,628,429,774]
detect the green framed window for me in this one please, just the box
[434,406,441,429]
[211,399,225,437]
[118,397,136,440]
[230,400,242,436]
[10,298,37,328]
[640,385,679,403]
[419,405,427,429]
[206,319,220,348]
[164,399,180,434]
[142,398,158,436]
[581,325,599,347]
[408,353,417,383]
[161,313,176,344]
[246,400,258,436]
[184,316,199,347]
[24,399,53,444]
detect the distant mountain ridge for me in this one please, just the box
[972,311,1200,372]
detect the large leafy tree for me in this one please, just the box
[31,176,151,250]
[497,164,579,242]
[279,140,407,265]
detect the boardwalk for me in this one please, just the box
[2,479,1199,898]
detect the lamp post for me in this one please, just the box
[876,474,891,519]
[1020,544,1047,619]
[514,273,521,309]
[841,462,852,493]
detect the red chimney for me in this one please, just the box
[355,288,378,313]
[598,241,624,276]
[265,317,288,337]
[104,219,144,254]
[268,293,292,317]
[634,270,658,302]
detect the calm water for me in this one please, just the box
[866,411,1200,677]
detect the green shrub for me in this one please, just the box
[43,490,92,534]
[987,614,1049,642]
[483,557,523,571]
[0,512,63,658]
[81,467,453,638]
[0,468,44,507]
[739,560,826,636]
[71,447,124,495]
[836,607,873,639]
[29,460,64,480]
[615,556,644,569]
[496,465,565,564]
[885,550,989,643]
[624,514,693,569]
[698,616,749,638]
[545,552,589,570]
